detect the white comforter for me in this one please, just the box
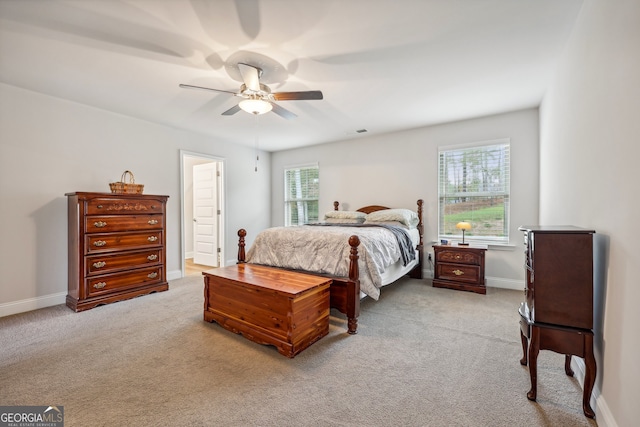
[246,225,412,300]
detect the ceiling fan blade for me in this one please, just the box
[179,84,237,95]
[238,63,261,92]
[270,103,297,120]
[221,104,242,116]
[272,91,323,101]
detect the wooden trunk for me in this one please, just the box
[203,264,331,358]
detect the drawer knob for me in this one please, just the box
[148,236,158,242]
[93,240,107,247]
[453,269,464,276]
[148,219,159,225]
[147,254,158,261]
[147,272,158,279]
[455,255,461,260]
[97,205,103,209]
[93,282,106,289]
[92,261,106,268]
[94,221,107,228]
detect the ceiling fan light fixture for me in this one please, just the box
[239,98,272,115]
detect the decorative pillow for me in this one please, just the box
[325,218,365,224]
[324,210,367,220]
[364,208,419,228]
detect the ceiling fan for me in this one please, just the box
[179,63,323,120]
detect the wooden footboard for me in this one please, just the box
[237,229,361,334]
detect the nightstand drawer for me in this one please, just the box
[435,249,482,265]
[436,263,481,284]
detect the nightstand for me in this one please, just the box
[432,244,487,294]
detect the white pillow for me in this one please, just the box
[324,210,367,220]
[365,209,419,228]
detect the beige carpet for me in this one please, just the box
[0,276,597,427]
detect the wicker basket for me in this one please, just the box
[109,170,144,194]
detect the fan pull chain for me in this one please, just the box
[254,113,260,172]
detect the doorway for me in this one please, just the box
[180,151,225,277]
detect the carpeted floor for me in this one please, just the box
[0,276,598,427]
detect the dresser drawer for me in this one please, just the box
[86,197,165,215]
[86,249,162,275]
[436,263,481,284]
[87,266,164,296]
[86,231,163,253]
[86,215,164,233]
[436,249,482,266]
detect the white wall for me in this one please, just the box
[539,1,640,426]
[271,108,539,286]
[0,83,271,315]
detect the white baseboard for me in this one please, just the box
[486,276,522,291]
[0,292,67,318]
[167,270,183,281]
[185,251,194,259]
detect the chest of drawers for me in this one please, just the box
[66,192,169,311]
[432,244,487,294]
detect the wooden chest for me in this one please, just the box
[66,192,169,311]
[203,264,331,358]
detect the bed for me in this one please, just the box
[236,199,424,334]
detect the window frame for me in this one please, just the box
[437,139,511,245]
[283,163,319,226]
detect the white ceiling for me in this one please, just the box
[0,0,583,152]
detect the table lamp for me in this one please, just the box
[456,221,471,245]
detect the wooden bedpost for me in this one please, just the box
[237,229,246,263]
[410,199,424,279]
[347,235,361,334]
[334,201,339,211]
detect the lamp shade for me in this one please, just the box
[239,98,273,115]
[456,221,471,230]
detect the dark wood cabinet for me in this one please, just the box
[518,226,596,418]
[66,192,169,311]
[432,244,487,294]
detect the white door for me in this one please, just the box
[193,162,219,266]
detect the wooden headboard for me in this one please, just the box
[333,201,390,214]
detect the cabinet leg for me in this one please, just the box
[520,330,528,366]
[564,355,574,376]
[527,326,539,401]
[583,335,597,419]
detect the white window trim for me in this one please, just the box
[284,163,319,226]
[437,138,511,246]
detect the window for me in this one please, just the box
[284,164,319,226]
[438,140,510,244]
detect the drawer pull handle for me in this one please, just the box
[94,221,107,228]
[93,261,106,268]
[147,254,158,261]
[148,219,159,225]
[97,205,103,209]
[453,269,464,276]
[93,240,107,247]
[148,236,158,242]
[147,272,158,279]
[455,255,461,260]
[93,282,107,289]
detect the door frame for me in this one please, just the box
[179,150,225,278]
